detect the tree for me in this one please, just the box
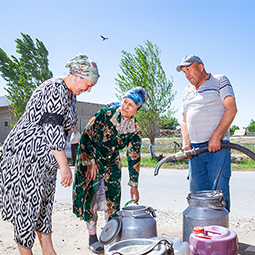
[229,125,239,133]
[0,33,53,121]
[160,109,179,130]
[115,40,176,158]
[246,119,255,132]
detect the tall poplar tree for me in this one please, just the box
[115,40,176,158]
[0,33,53,120]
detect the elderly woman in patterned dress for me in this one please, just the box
[72,87,147,254]
[0,54,99,255]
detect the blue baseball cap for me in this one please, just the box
[176,55,203,72]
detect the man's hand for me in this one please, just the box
[130,187,139,204]
[182,144,192,159]
[208,135,222,152]
[181,113,192,159]
[208,96,237,152]
[182,144,191,151]
[85,163,99,181]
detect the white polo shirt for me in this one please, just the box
[181,74,235,144]
[70,131,81,144]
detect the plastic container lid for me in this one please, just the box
[99,217,122,245]
[193,227,204,234]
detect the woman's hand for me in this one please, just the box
[60,166,73,187]
[51,150,73,188]
[130,187,139,203]
[85,163,99,181]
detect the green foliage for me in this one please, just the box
[120,137,255,171]
[232,159,255,171]
[160,110,179,130]
[230,125,239,133]
[0,33,53,120]
[121,156,160,168]
[121,155,255,171]
[246,119,255,132]
[115,40,176,146]
[121,154,188,169]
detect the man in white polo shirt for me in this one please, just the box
[177,55,237,211]
[70,126,81,166]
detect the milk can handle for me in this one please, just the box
[207,197,227,210]
[131,211,150,218]
[116,211,122,217]
[131,206,157,218]
[148,206,157,218]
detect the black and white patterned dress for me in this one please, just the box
[0,77,77,249]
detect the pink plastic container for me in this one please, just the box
[189,226,238,255]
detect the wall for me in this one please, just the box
[76,101,106,133]
[0,106,16,144]
[0,100,106,144]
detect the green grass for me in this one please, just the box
[121,157,160,168]
[121,155,189,169]
[121,155,255,171]
[120,137,255,171]
[231,159,255,171]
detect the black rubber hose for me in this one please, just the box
[154,142,255,176]
[196,142,255,161]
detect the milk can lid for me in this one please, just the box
[193,226,204,234]
[99,217,122,245]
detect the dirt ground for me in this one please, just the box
[0,201,254,255]
[1,136,254,254]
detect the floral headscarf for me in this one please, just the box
[65,54,100,83]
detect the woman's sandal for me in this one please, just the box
[88,241,104,254]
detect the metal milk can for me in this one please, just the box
[100,205,157,247]
[182,190,229,242]
[105,237,174,255]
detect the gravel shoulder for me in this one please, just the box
[1,201,254,255]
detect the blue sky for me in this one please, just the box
[0,0,254,128]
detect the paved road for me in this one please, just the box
[55,167,255,218]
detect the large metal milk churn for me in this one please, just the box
[100,205,157,247]
[183,190,229,242]
[116,205,157,240]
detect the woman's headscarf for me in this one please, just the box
[65,54,100,83]
[123,87,147,110]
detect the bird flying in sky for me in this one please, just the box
[100,35,109,41]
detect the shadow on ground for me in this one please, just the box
[239,242,255,255]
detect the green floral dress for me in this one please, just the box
[73,107,142,221]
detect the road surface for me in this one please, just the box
[55,167,255,218]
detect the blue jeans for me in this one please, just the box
[189,141,231,211]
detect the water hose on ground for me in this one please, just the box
[154,142,255,176]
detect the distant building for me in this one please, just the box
[76,101,106,133]
[233,129,247,137]
[0,96,105,144]
[0,96,16,144]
